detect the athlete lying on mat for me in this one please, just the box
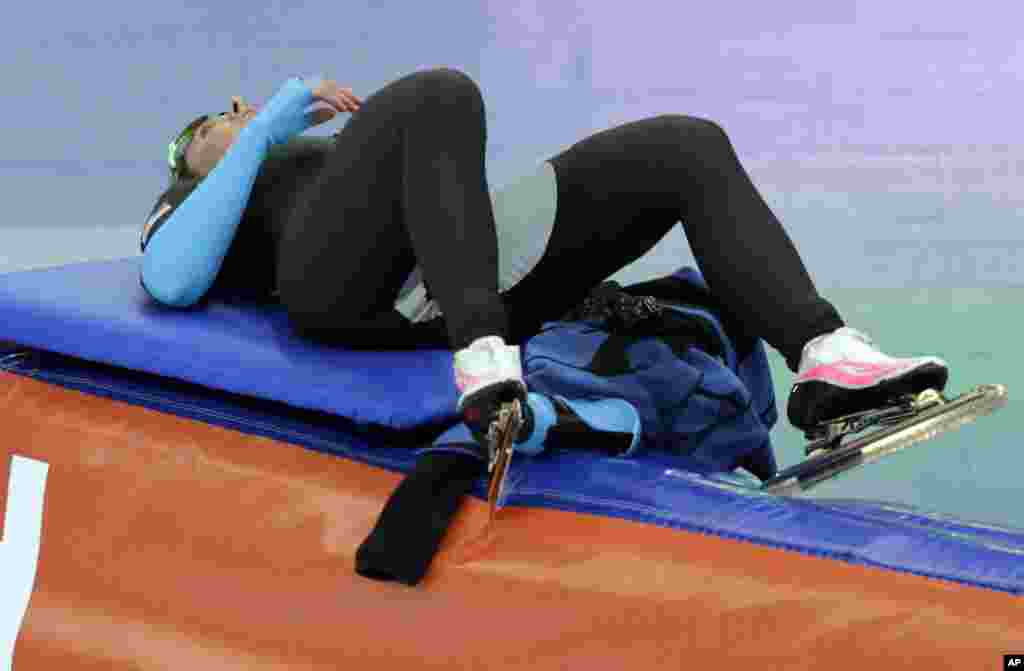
[140,68,948,464]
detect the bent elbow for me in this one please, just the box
[140,268,199,309]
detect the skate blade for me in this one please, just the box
[486,398,522,523]
[764,384,1008,496]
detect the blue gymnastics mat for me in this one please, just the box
[2,258,1022,594]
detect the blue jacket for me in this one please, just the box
[431,266,779,478]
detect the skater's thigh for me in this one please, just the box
[547,114,724,213]
[501,116,729,334]
[276,102,415,334]
[500,158,679,341]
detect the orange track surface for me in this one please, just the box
[2,371,1020,669]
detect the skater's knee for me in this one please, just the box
[410,67,484,110]
[653,114,731,148]
[418,66,479,90]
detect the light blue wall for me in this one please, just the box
[3,0,1023,286]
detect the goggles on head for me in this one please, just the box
[166,112,229,182]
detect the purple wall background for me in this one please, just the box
[3,0,1022,286]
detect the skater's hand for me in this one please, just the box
[251,76,361,145]
[310,79,362,121]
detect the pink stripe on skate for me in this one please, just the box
[794,360,912,388]
[455,371,488,393]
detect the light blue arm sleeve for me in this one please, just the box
[141,78,317,307]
